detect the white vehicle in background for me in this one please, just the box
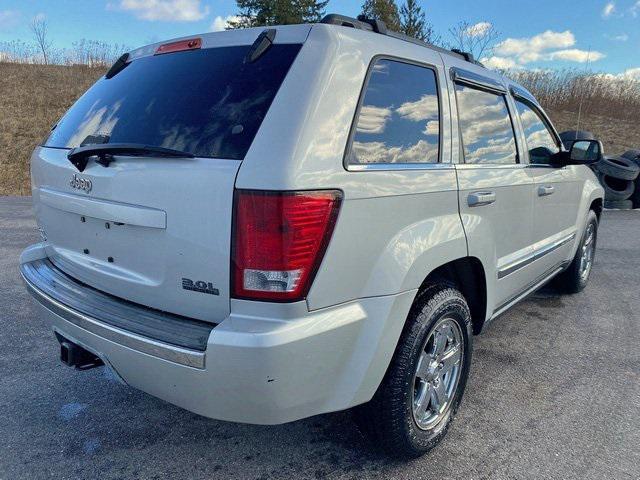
[21,14,604,457]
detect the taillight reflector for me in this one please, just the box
[232,190,342,302]
[155,38,202,55]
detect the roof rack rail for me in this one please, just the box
[319,13,483,67]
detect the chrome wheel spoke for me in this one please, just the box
[431,379,448,413]
[415,352,431,381]
[414,382,431,419]
[439,344,461,376]
[433,330,447,356]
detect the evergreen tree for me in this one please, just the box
[400,0,435,42]
[228,0,328,29]
[360,0,401,32]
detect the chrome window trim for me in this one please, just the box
[348,162,454,172]
[455,163,527,171]
[22,272,206,369]
[497,232,576,279]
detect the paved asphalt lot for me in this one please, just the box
[1,196,639,480]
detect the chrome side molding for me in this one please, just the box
[498,232,576,279]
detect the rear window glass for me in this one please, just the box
[44,44,301,160]
[347,59,440,166]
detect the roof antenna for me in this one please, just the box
[574,46,592,143]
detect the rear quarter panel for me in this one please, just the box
[236,25,468,310]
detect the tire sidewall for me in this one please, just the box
[576,211,599,290]
[398,288,473,453]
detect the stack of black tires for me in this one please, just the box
[560,131,640,210]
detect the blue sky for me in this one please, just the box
[0,0,639,76]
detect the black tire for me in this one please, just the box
[621,149,640,162]
[604,199,633,210]
[599,173,634,201]
[555,211,598,294]
[631,179,640,209]
[559,130,595,150]
[597,156,640,181]
[353,283,473,458]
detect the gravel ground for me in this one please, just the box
[1,196,638,480]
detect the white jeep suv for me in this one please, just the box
[20,15,604,457]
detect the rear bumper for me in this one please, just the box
[21,244,416,425]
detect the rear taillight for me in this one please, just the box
[232,190,342,302]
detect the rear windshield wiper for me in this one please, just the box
[67,143,195,172]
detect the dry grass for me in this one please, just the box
[0,63,639,195]
[546,109,640,157]
[0,62,104,195]
[511,68,640,156]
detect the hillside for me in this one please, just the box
[1,62,638,195]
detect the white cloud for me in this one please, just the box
[352,139,438,164]
[0,9,21,29]
[619,67,640,80]
[356,105,392,134]
[482,56,519,70]
[605,33,629,41]
[211,15,239,31]
[113,0,209,21]
[423,121,439,136]
[485,30,604,69]
[631,0,640,16]
[602,2,616,17]
[465,22,492,37]
[495,30,575,57]
[396,95,439,122]
[549,49,605,63]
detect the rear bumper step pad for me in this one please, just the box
[21,259,215,354]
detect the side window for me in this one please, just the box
[514,99,560,165]
[347,59,440,166]
[455,84,518,165]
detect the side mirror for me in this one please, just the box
[551,139,603,166]
[568,139,603,164]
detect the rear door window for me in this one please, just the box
[347,58,440,166]
[45,44,301,160]
[455,84,518,165]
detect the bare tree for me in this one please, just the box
[448,21,500,60]
[30,16,52,64]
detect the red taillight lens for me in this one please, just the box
[232,190,342,301]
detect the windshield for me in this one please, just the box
[44,44,302,160]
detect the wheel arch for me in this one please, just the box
[416,256,488,335]
[590,197,603,222]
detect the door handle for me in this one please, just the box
[468,191,496,207]
[538,185,555,197]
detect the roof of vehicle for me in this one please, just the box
[124,15,537,108]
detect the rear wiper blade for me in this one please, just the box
[67,143,195,172]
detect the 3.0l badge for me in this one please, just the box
[70,174,92,193]
[182,278,219,296]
